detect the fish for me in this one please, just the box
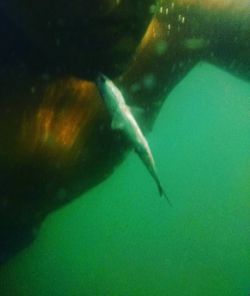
[96,73,171,205]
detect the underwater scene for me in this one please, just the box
[0,0,250,295]
[0,62,249,296]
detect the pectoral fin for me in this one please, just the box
[111,113,124,130]
[129,105,150,132]
[130,106,144,118]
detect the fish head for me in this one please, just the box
[96,73,117,102]
[96,72,106,84]
[96,73,125,116]
[96,73,110,93]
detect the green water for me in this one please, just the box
[0,63,249,296]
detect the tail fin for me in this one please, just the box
[158,184,172,206]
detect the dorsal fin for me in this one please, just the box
[111,113,124,130]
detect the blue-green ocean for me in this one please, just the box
[0,63,249,296]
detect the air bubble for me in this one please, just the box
[130,83,141,93]
[155,41,168,56]
[143,74,156,90]
[149,5,156,14]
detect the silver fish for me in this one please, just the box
[96,74,171,205]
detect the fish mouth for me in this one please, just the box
[97,73,106,82]
[95,73,106,87]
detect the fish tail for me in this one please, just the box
[158,184,172,206]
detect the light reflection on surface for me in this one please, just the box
[137,18,166,54]
[21,78,105,164]
[176,0,247,10]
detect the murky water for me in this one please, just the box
[0,63,249,296]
